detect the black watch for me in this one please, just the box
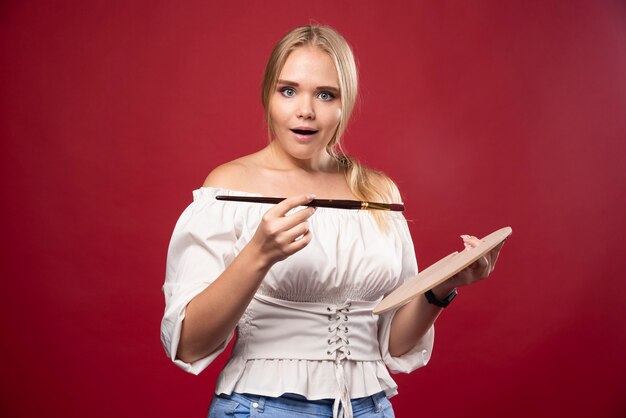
[424,288,457,308]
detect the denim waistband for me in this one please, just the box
[222,391,387,416]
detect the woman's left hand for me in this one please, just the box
[447,235,505,288]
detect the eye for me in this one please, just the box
[317,91,335,101]
[280,87,296,97]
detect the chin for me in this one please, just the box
[276,138,328,161]
[287,148,323,161]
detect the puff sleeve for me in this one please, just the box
[160,189,241,375]
[377,218,435,374]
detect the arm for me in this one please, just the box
[388,235,506,357]
[176,192,316,364]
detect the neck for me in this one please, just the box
[265,141,338,173]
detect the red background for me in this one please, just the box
[1,1,625,417]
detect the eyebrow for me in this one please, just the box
[277,79,340,94]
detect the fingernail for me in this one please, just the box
[307,194,316,199]
[461,234,470,240]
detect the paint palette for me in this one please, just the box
[373,226,512,314]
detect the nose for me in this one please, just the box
[296,96,315,120]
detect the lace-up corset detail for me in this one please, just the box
[327,303,351,358]
[327,302,354,418]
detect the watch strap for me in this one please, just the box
[424,288,457,308]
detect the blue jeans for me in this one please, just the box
[208,391,395,417]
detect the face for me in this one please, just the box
[269,45,342,164]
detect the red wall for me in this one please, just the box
[1,1,625,417]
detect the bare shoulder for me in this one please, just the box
[202,154,260,190]
[202,161,245,188]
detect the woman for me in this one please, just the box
[161,25,504,418]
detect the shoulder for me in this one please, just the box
[202,154,259,189]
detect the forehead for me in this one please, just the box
[279,45,339,87]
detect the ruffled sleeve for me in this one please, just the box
[160,188,241,375]
[376,218,435,374]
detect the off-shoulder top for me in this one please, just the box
[160,187,434,417]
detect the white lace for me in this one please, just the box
[326,302,353,418]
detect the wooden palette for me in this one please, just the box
[373,226,512,314]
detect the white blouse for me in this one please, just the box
[160,187,434,417]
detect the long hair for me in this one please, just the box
[261,25,401,227]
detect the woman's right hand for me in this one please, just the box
[248,194,317,267]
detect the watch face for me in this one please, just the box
[444,289,457,304]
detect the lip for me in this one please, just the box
[290,126,318,142]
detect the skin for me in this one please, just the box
[176,45,505,363]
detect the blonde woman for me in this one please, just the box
[161,25,503,418]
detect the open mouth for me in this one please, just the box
[290,129,318,136]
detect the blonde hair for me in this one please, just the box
[261,25,401,227]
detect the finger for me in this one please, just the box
[268,194,316,218]
[482,255,492,276]
[464,257,489,280]
[461,234,482,250]
[275,206,316,232]
[487,240,506,271]
[284,228,313,254]
[281,220,311,244]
